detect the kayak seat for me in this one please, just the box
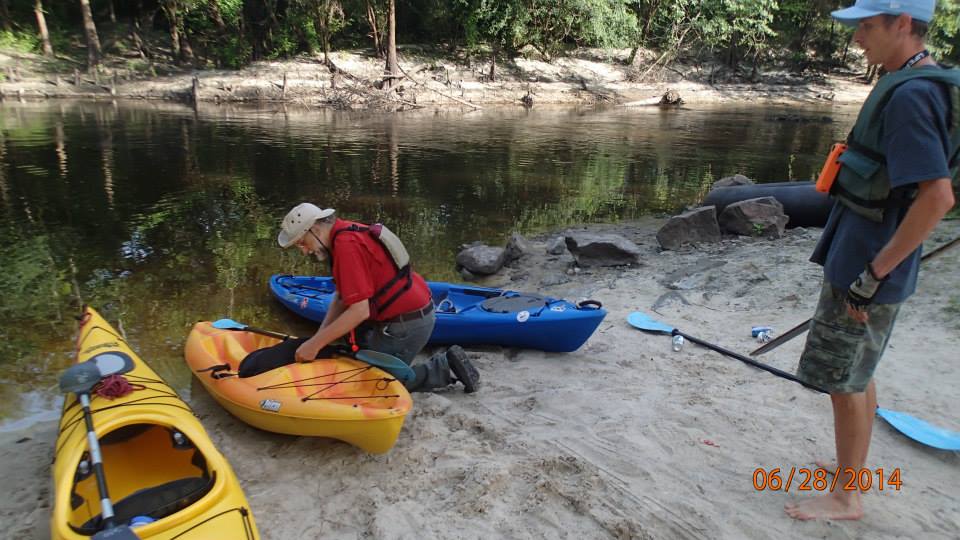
[77,474,216,533]
[479,294,548,313]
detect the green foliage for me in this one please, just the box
[0,30,40,53]
[0,235,70,322]
[460,0,637,57]
[929,0,960,63]
[699,0,778,65]
[1,0,953,74]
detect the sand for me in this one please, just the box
[2,217,959,539]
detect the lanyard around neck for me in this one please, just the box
[900,49,930,70]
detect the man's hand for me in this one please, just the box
[846,263,885,322]
[295,337,324,363]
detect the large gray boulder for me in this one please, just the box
[656,206,722,250]
[456,244,507,275]
[546,236,568,255]
[718,196,789,237]
[712,174,754,190]
[564,232,641,267]
[504,233,531,263]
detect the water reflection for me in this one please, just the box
[0,100,858,427]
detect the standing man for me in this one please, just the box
[277,202,480,393]
[786,0,958,521]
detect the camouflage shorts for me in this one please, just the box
[797,282,901,393]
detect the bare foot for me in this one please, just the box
[815,460,837,473]
[784,493,864,521]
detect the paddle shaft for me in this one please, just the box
[674,330,827,394]
[78,392,119,528]
[242,325,293,341]
[751,234,960,356]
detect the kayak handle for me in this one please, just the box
[577,299,603,310]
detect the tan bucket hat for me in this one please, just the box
[277,203,335,248]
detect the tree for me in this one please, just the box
[34,0,54,56]
[385,0,398,87]
[79,0,102,68]
[160,1,199,65]
[1,0,12,32]
[929,0,960,63]
[291,0,345,65]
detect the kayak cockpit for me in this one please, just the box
[67,423,215,535]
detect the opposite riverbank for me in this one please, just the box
[1,46,874,110]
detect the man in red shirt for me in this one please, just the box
[277,202,480,392]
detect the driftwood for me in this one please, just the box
[395,62,483,110]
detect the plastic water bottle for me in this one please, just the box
[129,515,155,528]
[751,326,773,343]
[671,335,684,352]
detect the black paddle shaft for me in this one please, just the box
[78,393,119,529]
[674,330,828,394]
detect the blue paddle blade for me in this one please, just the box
[627,312,676,334]
[211,318,246,330]
[877,407,960,451]
[355,350,416,384]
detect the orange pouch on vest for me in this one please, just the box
[815,143,847,193]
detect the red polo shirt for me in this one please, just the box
[330,219,431,321]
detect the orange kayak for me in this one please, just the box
[184,322,413,453]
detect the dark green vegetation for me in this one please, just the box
[2,1,958,77]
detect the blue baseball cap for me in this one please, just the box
[832,0,936,26]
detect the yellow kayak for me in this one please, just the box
[184,322,413,453]
[51,307,259,539]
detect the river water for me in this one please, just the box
[0,100,857,427]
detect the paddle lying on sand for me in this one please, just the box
[627,311,826,393]
[59,353,141,540]
[876,408,960,451]
[211,318,416,383]
[628,311,960,450]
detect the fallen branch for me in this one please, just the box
[395,62,483,110]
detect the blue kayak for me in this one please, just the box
[269,274,607,352]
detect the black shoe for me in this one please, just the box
[446,345,480,393]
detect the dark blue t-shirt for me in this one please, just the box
[810,75,952,304]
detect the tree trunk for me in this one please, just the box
[131,19,150,59]
[107,0,116,23]
[366,1,383,58]
[641,0,662,44]
[170,22,181,61]
[179,32,195,65]
[162,2,183,63]
[208,0,228,32]
[1,0,12,32]
[385,0,398,88]
[139,0,158,31]
[79,0,102,68]
[35,0,54,56]
[489,43,498,82]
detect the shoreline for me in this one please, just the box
[2,217,958,539]
[1,49,874,109]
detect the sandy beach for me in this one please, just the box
[1,215,958,539]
